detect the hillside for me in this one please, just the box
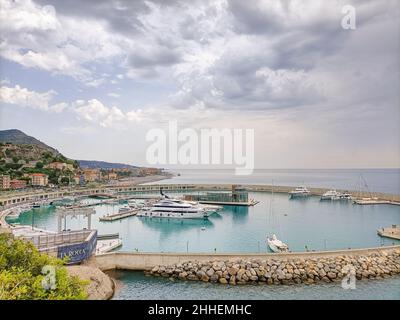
[0,129,59,155]
[77,160,138,170]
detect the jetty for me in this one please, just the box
[99,210,138,221]
[377,225,400,240]
[96,238,122,254]
[354,199,400,206]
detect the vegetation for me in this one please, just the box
[0,233,87,300]
[0,143,78,185]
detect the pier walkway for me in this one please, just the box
[92,245,400,271]
[378,226,400,240]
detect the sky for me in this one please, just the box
[0,0,399,169]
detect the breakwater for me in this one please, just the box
[1,183,399,209]
[92,246,400,285]
[145,249,400,285]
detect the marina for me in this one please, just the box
[1,177,399,300]
[3,187,399,254]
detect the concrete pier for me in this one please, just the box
[378,226,400,240]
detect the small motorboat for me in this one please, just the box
[267,234,289,253]
[118,206,136,214]
[339,191,353,200]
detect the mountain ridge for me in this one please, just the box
[77,160,138,170]
[0,129,140,170]
[0,129,60,154]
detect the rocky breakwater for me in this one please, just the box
[145,250,400,285]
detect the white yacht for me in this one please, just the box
[339,191,353,200]
[137,198,209,219]
[267,234,289,253]
[321,189,341,201]
[289,186,311,198]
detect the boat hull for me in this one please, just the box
[289,193,310,199]
[137,210,208,219]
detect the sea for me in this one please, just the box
[151,168,400,195]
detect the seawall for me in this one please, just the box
[92,246,400,286]
[93,245,400,271]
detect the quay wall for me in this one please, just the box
[93,245,400,271]
[1,183,399,208]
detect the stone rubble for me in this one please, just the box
[145,250,400,285]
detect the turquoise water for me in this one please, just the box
[110,271,400,300]
[11,191,400,253]
[153,169,400,195]
[9,188,400,300]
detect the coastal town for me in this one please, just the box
[0,138,167,192]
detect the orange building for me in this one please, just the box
[0,175,10,189]
[46,162,74,171]
[83,169,102,182]
[10,179,27,189]
[30,173,49,186]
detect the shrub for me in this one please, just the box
[0,233,87,300]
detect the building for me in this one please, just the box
[46,162,74,171]
[139,167,162,176]
[83,169,101,182]
[0,175,10,189]
[105,171,118,180]
[30,173,48,186]
[10,179,27,189]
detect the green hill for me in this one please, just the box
[0,129,59,155]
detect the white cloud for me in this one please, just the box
[0,85,63,112]
[0,0,124,83]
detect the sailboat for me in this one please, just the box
[266,181,290,253]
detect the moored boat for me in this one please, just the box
[267,234,289,253]
[339,191,353,200]
[321,189,341,201]
[137,195,209,219]
[289,186,311,198]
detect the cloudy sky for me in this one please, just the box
[0,0,399,169]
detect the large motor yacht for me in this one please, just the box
[137,198,209,219]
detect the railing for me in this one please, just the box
[21,230,93,249]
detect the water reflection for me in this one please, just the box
[138,216,214,235]
[224,206,249,223]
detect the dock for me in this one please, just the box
[99,210,138,221]
[198,200,260,206]
[354,199,400,206]
[377,225,400,240]
[96,238,122,254]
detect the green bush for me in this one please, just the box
[0,233,87,300]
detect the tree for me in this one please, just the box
[0,233,87,300]
[35,162,44,169]
[60,177,70,185]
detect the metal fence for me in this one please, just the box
[22,229,93,250]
